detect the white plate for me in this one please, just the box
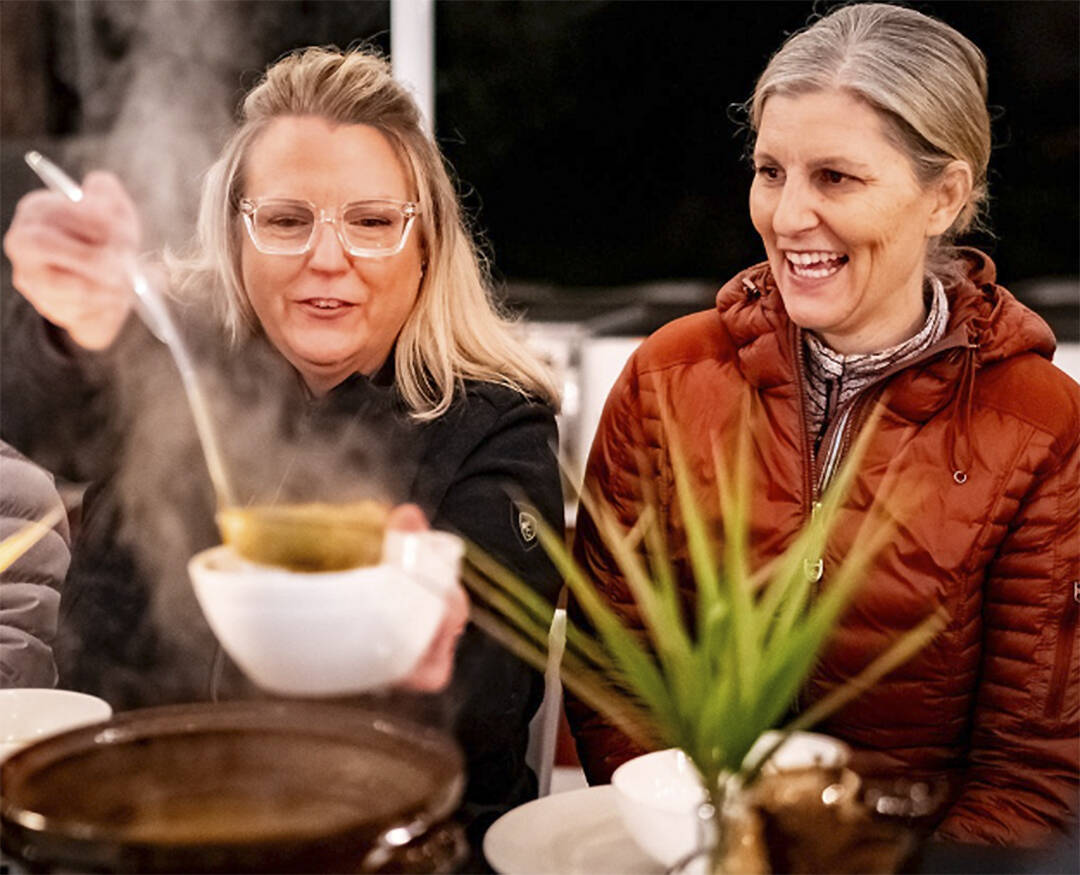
[0,689,112,762]
[483,785,663,875]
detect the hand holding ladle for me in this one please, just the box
[14,151,236,507]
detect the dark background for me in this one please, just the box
[2,0,1077,335]
[440,2,1078,288]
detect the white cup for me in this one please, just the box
[0,688,112,761]
[612,731,851,870]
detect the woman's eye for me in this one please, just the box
[265,214,311,229]
[351,217,392,229]
[755,165,781,181]
[820,169,849,185]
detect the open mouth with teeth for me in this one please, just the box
[300,298,354,311]
[785,251,849,279]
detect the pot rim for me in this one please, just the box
[0,700,464,864]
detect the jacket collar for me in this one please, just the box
[715,248,1057,422]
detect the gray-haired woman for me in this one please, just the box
[569,2,1078,847]
[3,47,563,841]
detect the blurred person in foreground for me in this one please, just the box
[0,440,70,689]
[2,47,563,838]
[568,2,1078,847]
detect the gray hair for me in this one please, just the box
[168,47,559,418]
[750,3,991,272]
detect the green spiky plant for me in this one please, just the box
[462,409,944,869]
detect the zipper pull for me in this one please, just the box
[804,501,824,582]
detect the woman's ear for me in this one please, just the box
[926,160,974,237]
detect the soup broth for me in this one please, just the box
[217,500,389,571]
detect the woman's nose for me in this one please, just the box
[307,219,349,270]
[771,178,818,237]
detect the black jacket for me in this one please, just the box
[1,306,563,839]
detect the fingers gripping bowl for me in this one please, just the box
[188,522,465,696]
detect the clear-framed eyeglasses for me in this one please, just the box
[239,197,420,258]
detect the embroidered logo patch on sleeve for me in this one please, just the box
[512,505,540,551]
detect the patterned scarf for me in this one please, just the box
[803,276,949,452]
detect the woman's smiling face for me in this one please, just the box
[749,89,955,354]
[240,115,424,395]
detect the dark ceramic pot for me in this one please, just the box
[0,701,465,873]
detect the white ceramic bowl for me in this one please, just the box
[188,529,464,697]
[611,731,850,869]
[0,688,112,762]
[612,747,707,871]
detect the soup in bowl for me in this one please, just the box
[216,499,389,572]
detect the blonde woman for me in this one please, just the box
[569,3,1078,847]
[3,48,563,838]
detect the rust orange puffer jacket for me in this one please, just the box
[569,251,1079,846]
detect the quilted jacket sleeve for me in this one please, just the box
[0,441,71,688]
[936,424,1080,846]
[566,352,655,784]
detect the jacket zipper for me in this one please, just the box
[796,354,875,577]
[792,322,820,551]
[780,300,972,714]
[791,324,815,715]
[1045,581,1079,717]
[801,392,880,585]
[817,403,854,495]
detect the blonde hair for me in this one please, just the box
[750,3,991,275]
[169,46,559,419]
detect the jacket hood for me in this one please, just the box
[943,249,1056,366]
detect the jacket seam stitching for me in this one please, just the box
[971,398,1080,455]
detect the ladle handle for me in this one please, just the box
[25,151,84,202]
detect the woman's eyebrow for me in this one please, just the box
[752,149,874,174]
[806,156,874,173]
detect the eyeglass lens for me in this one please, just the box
[252,202,408,253]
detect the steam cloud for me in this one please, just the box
[31,1,415,705]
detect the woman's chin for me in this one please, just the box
[282,344,360,383]
[284,332,364,367]
[776,277,850,335]
[274,326,389,388]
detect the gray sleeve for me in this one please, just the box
[0,442,71,688]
